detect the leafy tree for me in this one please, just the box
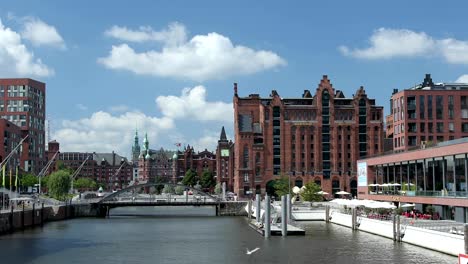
[214,182,222,195]
[162,184,174,194]
[21,173,38,187]
[273,176,291,197]
[200,170,216,189]
[174,185,185,195]
[73,178,97,191]
[47,170,71,201]
[182,169,198,187]
[300,182,322,202]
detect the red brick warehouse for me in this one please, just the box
[233,76,384,198]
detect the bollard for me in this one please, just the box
[286,194,291,222]
[392,214,397,241]
[264,195,271,238]
[465,224,468,254]
[255,194,261,223]
[32,203,35,226]
[248,200,252,220]
[281,195,287,237]
[21,203,25,230]
[325,205,330,222]
[185,191,188,203]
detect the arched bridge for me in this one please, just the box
[94,182,239,217]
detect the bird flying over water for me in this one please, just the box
[246,247,260,255]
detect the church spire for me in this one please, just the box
[219,126,228,142]
[131,128,141,163]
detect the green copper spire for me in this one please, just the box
[131,128,141,162]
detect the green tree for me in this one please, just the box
[73,178,97,191]
[47,170,71,201]
[182,169,198,187]
[200,170,215,189]
[273,176,290,197]
[162,184,174,194]
[300,182,322,202]
[214,182,222,195]
[174,185,185,195]
[21,173,38,187]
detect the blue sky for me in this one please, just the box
[1,1,468,158]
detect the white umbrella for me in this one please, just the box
[368,184,378,187]
[336,191,350,195]
[401,203,415,208]
[292,186,301,194]
[393,183,401,186]
[316,191,329,195]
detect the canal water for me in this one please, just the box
[0,207,457,264]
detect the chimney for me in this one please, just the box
[112,151,115,166]
[234,83,238,96]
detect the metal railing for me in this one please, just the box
[369,190,468,198]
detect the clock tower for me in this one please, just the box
[216,126,234,191]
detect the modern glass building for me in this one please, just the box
[358,138,468,222]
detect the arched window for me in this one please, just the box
[243,146,249,168]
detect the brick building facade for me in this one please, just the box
[0,79,46,174]
[46,141,133,191]
[172,146,216,184]
[389,74,468,152]
[233,76,384,197]
[0,119,22,171]
[216,126,235,191]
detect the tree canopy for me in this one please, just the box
[47,170,71,201]
[73,178,97,190]
[174,185,185,195]
[300,182,322,202]
[200,170,216,189]
[162,184,174,194]
[182,169,198,187]
[273,176,290,197]
[214,182,222,195]
[21,173,38,187]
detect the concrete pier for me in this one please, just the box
[286,194,291,221]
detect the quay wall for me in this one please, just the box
[329,211,464,256]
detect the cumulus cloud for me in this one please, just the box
[53,86,232,154]
[99,22,286,81]
[0,18,53,77]
[339,28,468,64]
[456,75,468,83]
[156,85,233,122]
[54,111,175,153]
[21,17,65,49]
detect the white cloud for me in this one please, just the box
[456,75,468,83]
[53,86,232,154]
[76,103,88,111]
[340,28,468,64]
[339,28,436,59]
[21,17,65,49]
[99,22,286,81]
[54,111,174,153]
[0,18,53,77]
[104,22,187,46]
[156,85,233,122]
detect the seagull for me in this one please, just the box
[246,247,260,255]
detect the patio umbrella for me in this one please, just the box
[336,191,350,195]
[316,191,329,195]
[401,203,415,208]
[292,186,301,194]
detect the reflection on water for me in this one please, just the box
[0,207,457,264]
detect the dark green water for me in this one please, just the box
[0,207,457,264]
